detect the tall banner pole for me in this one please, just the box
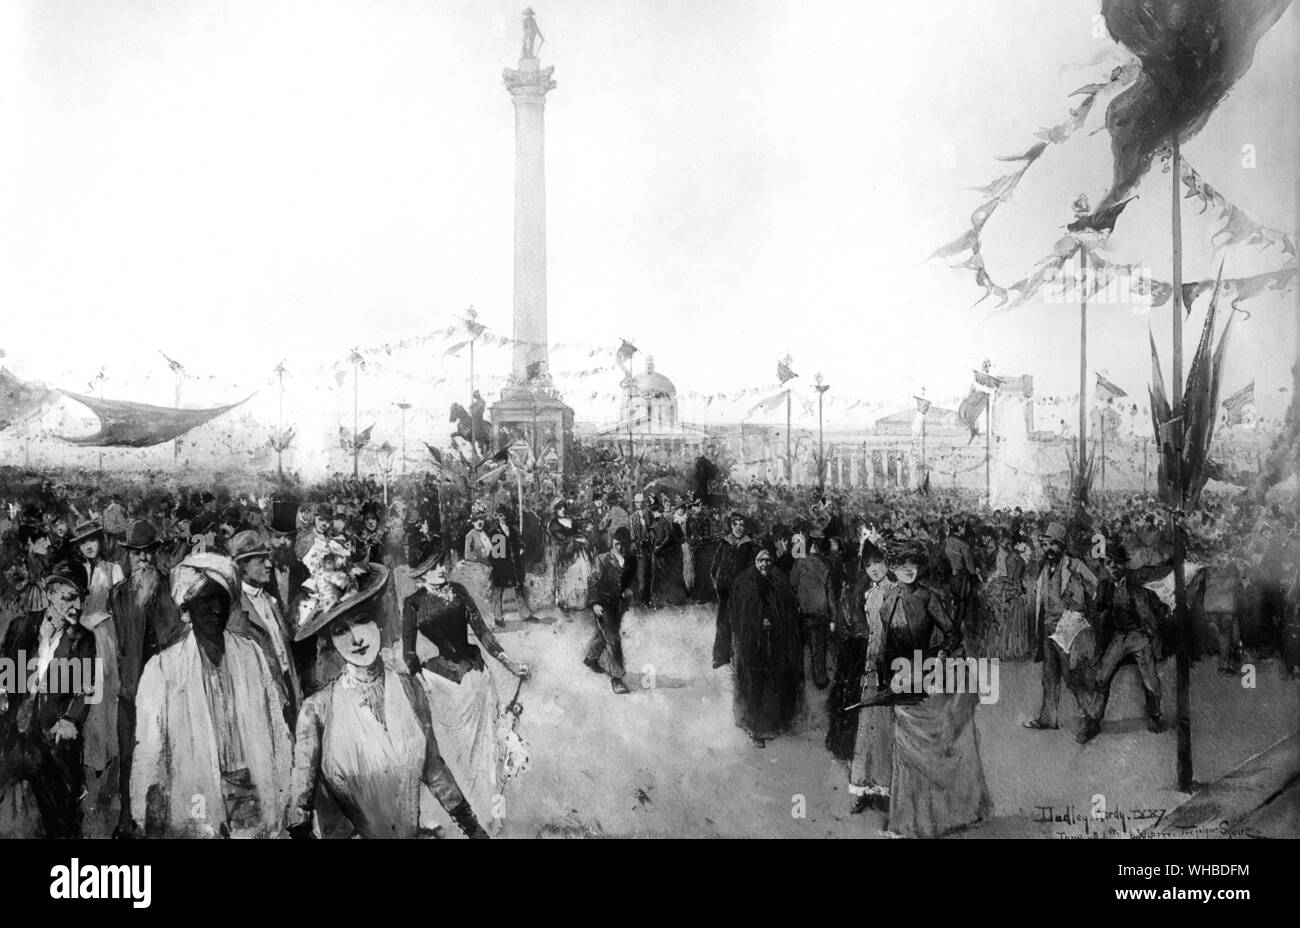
[1079,245,1089,501]
[1171,136,1192,793]
[786,389,792,484]
[984,393,991,506]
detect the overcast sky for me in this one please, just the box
[1,0,1295,447]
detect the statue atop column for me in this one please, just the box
[521,7,544,60]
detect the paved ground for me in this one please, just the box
[479,603,1300,838]
[5,601,1296,838]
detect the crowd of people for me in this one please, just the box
[0,460,1296,838]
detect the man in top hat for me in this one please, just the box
[266,499,310,627]
[0,562,97,837]
[107,519,185,837]
[228,530,302,726]
[130,552,292,838]
[1024,522,1098,732]
[585,526,636,694]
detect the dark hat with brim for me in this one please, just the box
[46,560,89,597]
[294,563,390,642]
[68,520,104,545]
[228,530,271,562]
[120,519,161,550]
[409,549,447,579]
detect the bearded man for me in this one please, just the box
[107,520,184,837]
[1024,522,1098,732]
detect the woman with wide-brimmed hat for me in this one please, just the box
[66,519,124,798]
[287,560,489,839]
[401,550,529,833]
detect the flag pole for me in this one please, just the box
[786,388,792,485]
[1079,244,1089,503]
[1171,136,1193,793]
[353,353,360,479]
[173,368,182,462]
[276,362,286,479]
[984,392,992,506]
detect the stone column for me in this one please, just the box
[504,55,556,384]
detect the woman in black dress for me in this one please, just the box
[402,553,529,831]
[547,501,591,611]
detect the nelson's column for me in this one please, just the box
[490,8,574,472]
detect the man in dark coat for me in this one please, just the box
[708,512,754,668]
[1078,543,1163,743]
[0,562,97,837]
[228,531,301,726]
[488,505,539,625]
[728,546,804,748]
[629,493,654,605]
[584,527,636,695]
[944,522,981,638]
[107,520,184,837]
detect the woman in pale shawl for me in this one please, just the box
[288,562,489,839]
[130,553,292,838]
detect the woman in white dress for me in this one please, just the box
[287,562,488,839]
[402,552,530,833]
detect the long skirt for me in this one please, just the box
[732,663,803,740]
[691,541,718,604]
[417,666,503,832]
[887,693,992,838]
[850,703,894,795]
[653,551,688,607]
[824,636,868,760]
[554,549,592,612]
[82,619,119,775]
[985,578,1033,661]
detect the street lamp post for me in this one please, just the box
[275,361,287,479]
[507,439,531,536]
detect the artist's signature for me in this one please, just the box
[1034,803,1167,835]
[1030,805,1246,838]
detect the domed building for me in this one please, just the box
[592,356,712,460]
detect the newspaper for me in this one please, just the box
[1048,610,1091,655]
